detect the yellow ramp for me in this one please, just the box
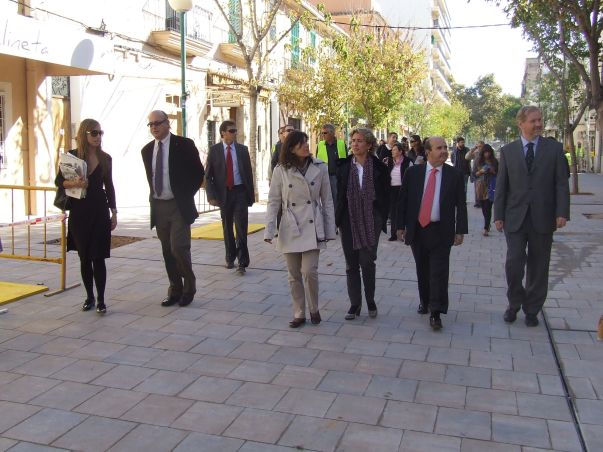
[191,222,265,240]
[0,281,48,305]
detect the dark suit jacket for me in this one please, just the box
[494,137,570,233]
[205,142,255,207]
[141,133,205,229]
[397,163,468,246]
[335,154,390,233]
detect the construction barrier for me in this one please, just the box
[0,184,79,297]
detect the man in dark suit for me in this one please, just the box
[494,106,570,327]
[205,120,255,274]
[450,136,471,197]
[397,136,468,330]
[141,110,205,307]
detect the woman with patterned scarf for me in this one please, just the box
[335,128,390,320]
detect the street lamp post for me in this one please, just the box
[167,0,193,137]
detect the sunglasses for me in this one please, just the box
[227,128,237,133]
[147,120,167,127]
[86,130,104,137]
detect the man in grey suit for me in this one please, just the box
[206,120,255,274]
[494,106,570,327]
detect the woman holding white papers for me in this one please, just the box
[55,119,117,313]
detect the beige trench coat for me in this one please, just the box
[264,158,336,253]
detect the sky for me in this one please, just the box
[446,0,536,97]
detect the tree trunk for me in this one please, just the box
[249,85,259,202]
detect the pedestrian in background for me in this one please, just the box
[466,141,484,207]
[56,119,117,314]
[386,142,413,241]
[494,106,570,327]
[206,120,255,274]
[264,130,336,328]
[142,110,205,308]
[450,136,471,197]
[336,128,390,320]
[316,123,347,204]
[474,144,498,236]
[408,134,424,164]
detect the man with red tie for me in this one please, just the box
[397,136,468,330]
[206,120,255,274]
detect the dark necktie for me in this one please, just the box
[526,142,534,172]
[226,145,234,190]
[154,140,163,196]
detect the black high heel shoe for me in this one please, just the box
[82,298,95,311]
[96,301,106,314]
[345,305,361,320]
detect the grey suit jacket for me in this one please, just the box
[494,137,569,234]
[205,142,255,207]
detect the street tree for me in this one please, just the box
[213,0,310,199]
[493,94,522,143]
[454,74,504,141]
[492,0,603,173]
[423,100,470,142]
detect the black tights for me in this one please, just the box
[481,199,493,231]
[80,258,106,301]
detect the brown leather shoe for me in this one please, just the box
[289,318,306,328]
[310,311,321,325]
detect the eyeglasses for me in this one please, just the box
[147,120,167,127]
[86,130,104,137]
[227,128,238,133]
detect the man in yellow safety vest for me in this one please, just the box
[317,123,347,203]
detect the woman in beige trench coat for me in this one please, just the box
[265,130,336,328]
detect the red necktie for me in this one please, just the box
[419,167,438,227]
[226,145,234,190]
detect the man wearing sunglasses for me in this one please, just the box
[141,110,205,308]
[206,120,255,274]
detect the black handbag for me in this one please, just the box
[53,186,70,211]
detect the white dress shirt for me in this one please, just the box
[520,135,540,157]
[352,157,364,188]
[421,161,443,222]
[152,134,174,200]
[223,141,243,186]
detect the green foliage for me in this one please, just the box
[423,100,470,141]
[454,74,504,140]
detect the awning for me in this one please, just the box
[1,13,114,76]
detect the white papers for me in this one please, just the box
[59,153,87,199]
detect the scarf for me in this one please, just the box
[346,157,376,250]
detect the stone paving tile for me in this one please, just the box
[364,375,418,402]
[336,324,377,340]
[229,326,275,343]
[317,370,372,395]
[120,393,193,426]
[435,407,491,440]
[226,382,288,410]
[144,350,201,372]
[0,375,61,403]
[0,401,41,433]
[325,394,386,425]
[187,355,242,377]
[465,388,517,415]
[133,369,197,396]
[173,432,244,452]
[12,355,77,378]
[179,376,242,402]
[516,393,572,421]
[0,438,17,450]
[223,408,294,444]
[273,387,336,417]
[305,334,350,352]
[91,364,157,389]
[266,331,312,347]
[272,364,327,389]
[103,345,162,366]
[512,355,558,376]
[311,350,359,371]
[469,350,513,370]
[444,365,491,389]
[49,359,114,383]
[29,381,102,410]
[491,414,550,449]
[460,438,520,452]
[238,441,300,452]
[415,382,467,409]
[0,333,55,352]
[278,415,346,452]
[30,337,89,356]
[537,374,565,396]
[68,341,127,360]
[108,424,188,452]
[337,423,403,452]
[4,408,87,445]
[189,338,242,356]
[343,338,388,356]
[171,401,243,434]
[384,342,429,361]
[575,398,603,425]
[3,442,68,451]
[228,360,283,383]
[399,430,461,452]
[230,342,280,362]
[582,423,603,451]
[491,369,539,393]
[354,355,402,377]
[380,400,437,432]
[0,371,19,386]
[269,346,320,367]
[427,346,470,366]
[399,360,446,383]
[0,350,40,371]
[546,420,582,452]
[74,388,148,418]
[51,415,135,452]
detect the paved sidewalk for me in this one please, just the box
[0,174,602,451]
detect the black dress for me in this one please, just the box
[56,150,116,260]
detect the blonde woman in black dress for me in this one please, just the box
[55,119,117,313]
